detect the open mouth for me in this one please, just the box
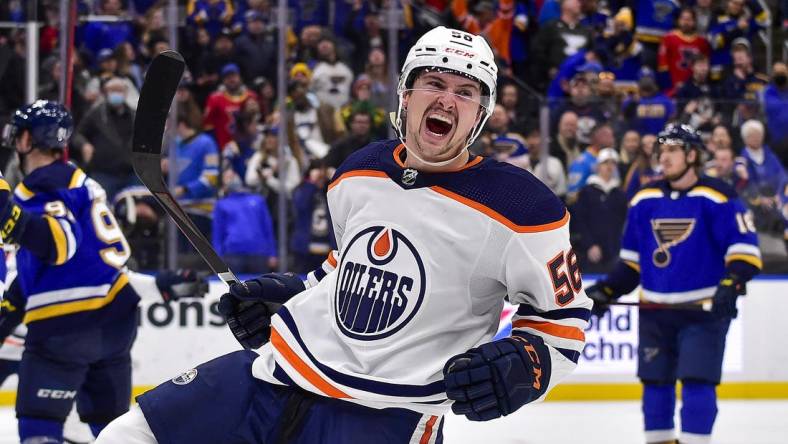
[425,113,454,137]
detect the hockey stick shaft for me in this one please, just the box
[606,300,712,311]
[131,50,239,287]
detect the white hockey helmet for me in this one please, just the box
[394,26,498,150]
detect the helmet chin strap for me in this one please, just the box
[404,144,468,168]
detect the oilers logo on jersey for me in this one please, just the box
[335,226,426,341]
[650,218,696,267]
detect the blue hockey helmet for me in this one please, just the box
[656,123,704,153]
[2,100,74,150]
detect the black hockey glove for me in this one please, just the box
[218,287,273,350]
[711,274,746,319]
[443,334,551,421]
[155,269,209,302]
[585,282,620,318]
[217,273,305,350]
[227,272,306,304]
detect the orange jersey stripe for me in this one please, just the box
[327,170,389,191]
[392,145,483,171]
[419,415,439,444]
[512,319,586,342]
[431,186,570,233]
[326,251,337,268]
[270,328,351,399]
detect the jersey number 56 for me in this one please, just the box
[546,249,582,306]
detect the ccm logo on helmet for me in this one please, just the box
[445,47,476,59]
[334,226,426,341]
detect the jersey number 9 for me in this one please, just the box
[92,201,131,268]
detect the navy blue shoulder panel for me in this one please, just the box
[696,175,738,199]
[330,139,399,181]
[433,159,567,227]
[22,162,77,193]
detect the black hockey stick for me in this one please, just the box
[606,300,712,311]
[131,50,239,287]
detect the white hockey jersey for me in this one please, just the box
[253,140,592,415]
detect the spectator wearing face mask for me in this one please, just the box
[763,62,788,167]
[72,77,137,200]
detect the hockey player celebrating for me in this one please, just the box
[587,124,761,444]
[99,27,592,443]
[0,100,205,443]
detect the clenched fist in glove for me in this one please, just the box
[217,273,306,350]
[443,334,551,421]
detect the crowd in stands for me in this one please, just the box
[0,0,786,273]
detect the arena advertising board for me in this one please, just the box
[130,281,743,386]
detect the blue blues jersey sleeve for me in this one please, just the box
[711,194,761,280]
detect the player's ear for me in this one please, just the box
[402,91,411,109]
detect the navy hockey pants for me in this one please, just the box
[637,309,731,384]
[16,309,137,424]
[137,350,444,444]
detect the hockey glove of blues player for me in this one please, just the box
[443,334,551,421]
[0,179,31,244]
[155,269,209,302]
[711,274,746,319]
[217,273,306,349]
[585,282,620,318]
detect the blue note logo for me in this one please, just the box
[334,226,426,341]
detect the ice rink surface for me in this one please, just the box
[0,400,786,443]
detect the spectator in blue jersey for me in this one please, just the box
[623,133,663,200]
[213,168,277,274]
[222,108,261,181]
[571,148,627,273]
[763,62,788,167]
[623,68,675,136]
[80,0,135,60]
[170,108,220,241]
[290,160,335,274]
[567,122,615,201]
[588,123,762,444]
[187,0,237,39]
[708,0,770,81]
[720,40,768,126]
[738,120,788,233]
[632,0,680,69]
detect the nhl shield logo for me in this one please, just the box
[401,168,418,186]
[334,225,427,341]
[172,368,198,385]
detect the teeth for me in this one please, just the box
[428,113,452,125]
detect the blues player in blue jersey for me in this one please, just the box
[0,100,203,443]
[587,124,761,444]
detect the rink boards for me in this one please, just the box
[0,277,786,404]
